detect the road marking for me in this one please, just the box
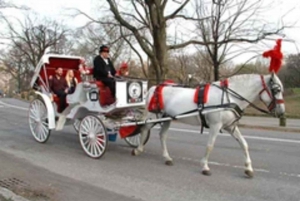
[120,147,299,179]
[0,100,28,111]
[166,127,300,144]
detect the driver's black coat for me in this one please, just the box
[93,55,116,81]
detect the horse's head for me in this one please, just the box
[259,72,285,117]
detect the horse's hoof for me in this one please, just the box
[131,149,137,156]
[165,160,173,166]
[245,170,254,178]
[202,170,212,176]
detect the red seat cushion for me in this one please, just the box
[95,81,115,106]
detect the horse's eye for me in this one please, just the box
[272,87,281,94]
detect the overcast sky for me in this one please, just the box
[9,0,300,63]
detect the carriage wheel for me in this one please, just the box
[78,115,108,159]
[73,119,81,132]
[28,98,51,143]
[124,131,151,148]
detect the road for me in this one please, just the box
[0,98,300,201]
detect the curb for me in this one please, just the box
[238,124,300,133]
[0,187,31,201]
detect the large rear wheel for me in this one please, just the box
[28,98,51,143]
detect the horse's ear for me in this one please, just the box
[271,71,275,79]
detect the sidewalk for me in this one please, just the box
[0,150,140,201]
[238,116,300,133]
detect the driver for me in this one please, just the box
[93,45,116,98]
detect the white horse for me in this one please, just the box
[132,72,285,178]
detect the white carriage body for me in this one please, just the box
[30,54,148,130]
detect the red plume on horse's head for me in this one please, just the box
[262,39,283,74]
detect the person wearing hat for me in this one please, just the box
[93,45,117,97]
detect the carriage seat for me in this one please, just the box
[95,81,115,106]
[82,67,115,106]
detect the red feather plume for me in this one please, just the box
[262,39,283,74]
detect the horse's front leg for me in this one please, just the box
[132,123,153,156]
[158,121,172,165]
[201,123,222,176]
[226,126,254,178]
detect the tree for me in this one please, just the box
[194,0,287,81]
[0,14,71,91]
[71,23,133,68]
[278,53,300,88]
[105,0,212,84]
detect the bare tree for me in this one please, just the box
[106,0,210,84]
[0,14,71,91]
[194,0,287,81]
[71,23,133,68]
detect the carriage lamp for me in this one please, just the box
[89,90,98,102]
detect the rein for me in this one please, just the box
[211,83,272,116]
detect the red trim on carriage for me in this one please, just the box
[119,125,138,138]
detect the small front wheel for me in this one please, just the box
[78,115,108,159]
[28,98,51,143]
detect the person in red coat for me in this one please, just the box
[116,62,129,77]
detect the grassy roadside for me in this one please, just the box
[244,95,300,119]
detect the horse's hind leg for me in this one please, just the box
[158,121,172,165]
[225,126,254,178]
[201,123,222,176]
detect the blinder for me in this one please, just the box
[259,75,284,113]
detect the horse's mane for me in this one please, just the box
[223,74,262,86]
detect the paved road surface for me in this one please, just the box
[0,98,300,201]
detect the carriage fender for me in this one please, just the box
[35,91,56,129]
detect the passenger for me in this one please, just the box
[65,70,78,94]
[116,62,129,77]
[93,45,117,98]
[49,67,69,112]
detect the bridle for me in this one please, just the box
[259,75,284,113]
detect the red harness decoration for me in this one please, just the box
[148,80,175,112]
[220,79,229,88]
[193,84,210,104]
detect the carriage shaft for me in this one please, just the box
[119,112,199,127]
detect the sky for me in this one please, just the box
[7,0,300,64]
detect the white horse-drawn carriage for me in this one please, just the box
[28,54,151,158]
[28,40,286,177]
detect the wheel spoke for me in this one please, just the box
[96,140,104,151]
[29,99,50,143]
